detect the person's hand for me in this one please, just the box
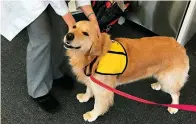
[79,5,101,37]
[62,12,76,31]
[91,20,101,38]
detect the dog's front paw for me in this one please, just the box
[83,111,98,122]
[151,83,161,91]
[76,93,90,103]
[168,107,178,114]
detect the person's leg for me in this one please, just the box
[26,10,60,112]
[27,10,52,98]
[47,6,74,89]
[47,6,67,80]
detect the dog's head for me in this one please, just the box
[64,21,111,56]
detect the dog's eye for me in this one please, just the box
[83,32,89,36]
[73,25,76,29]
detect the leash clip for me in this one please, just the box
[102,25,112,33]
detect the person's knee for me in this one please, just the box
[30,34,52,49]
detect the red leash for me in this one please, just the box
[90,76,196,112]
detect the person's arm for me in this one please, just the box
[50,1,99,34]
[49,0,76,29]
[80,5,98,25]
[62,12,76,30]
[76,1,100,36]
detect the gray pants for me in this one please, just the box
[26,7,68,98]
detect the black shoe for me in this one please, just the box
[32,93,60,113]
[53,75,75,90]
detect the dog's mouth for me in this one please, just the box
[63,42,81,49]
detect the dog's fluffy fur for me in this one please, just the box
[64,21,189,122]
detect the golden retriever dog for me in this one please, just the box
[64,21,189,122]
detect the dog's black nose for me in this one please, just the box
[66,33,74,42]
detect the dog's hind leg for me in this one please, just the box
[77,86,93,103]
[83,75,116,122]
[155,67,189,114]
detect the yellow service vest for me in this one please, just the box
[95,40,127,75]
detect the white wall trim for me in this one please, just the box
[177,0,196,46]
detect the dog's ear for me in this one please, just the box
[89,35,102,56]
[90,33,111,56]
